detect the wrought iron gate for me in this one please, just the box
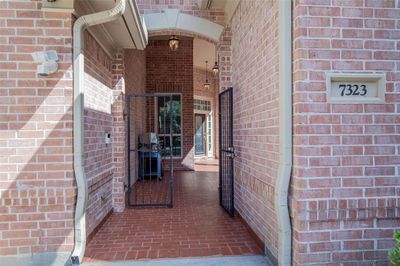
[219,87,235,217]
[127,93,174,207]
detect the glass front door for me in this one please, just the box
[194,113,206,156]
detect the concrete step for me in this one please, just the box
[83,255,271,266]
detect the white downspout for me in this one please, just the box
[275,0,292,265]
[71,0,126,264]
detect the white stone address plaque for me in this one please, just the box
[326,73,386,104]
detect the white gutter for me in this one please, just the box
[71,0,126,264]
[275,0,292,265]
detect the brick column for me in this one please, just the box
[111,52,126,212]
[216,26,232,158]
[217,26,232,93]
[291,1,400,264]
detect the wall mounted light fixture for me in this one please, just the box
[31,50,58,76]
[168,35,179,51]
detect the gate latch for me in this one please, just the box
[227,146,236,158]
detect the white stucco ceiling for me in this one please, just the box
[193,38,216,70]
[143,9,224,42]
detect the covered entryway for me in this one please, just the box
[81,1,265,264]
[81,16,263,263]
[83,161,262,263]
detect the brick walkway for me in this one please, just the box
[84,162,262,262]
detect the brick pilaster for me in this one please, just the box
[111,52,126,212]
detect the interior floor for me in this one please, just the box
[84,160,262,263]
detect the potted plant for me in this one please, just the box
[389,232,400,265]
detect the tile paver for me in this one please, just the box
[84,162,262,263]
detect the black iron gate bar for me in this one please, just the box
[218,87,235,217]
[126,93,174,208]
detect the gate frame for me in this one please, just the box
[126,93,175,208]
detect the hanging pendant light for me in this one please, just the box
[204,60,210,89]
[168,35,179,51]
[212,48,219,75]
[212,61,219,75]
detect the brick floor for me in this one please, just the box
[84,162,263,262]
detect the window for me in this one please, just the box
[157,95,182,157]
[194,99,211,111]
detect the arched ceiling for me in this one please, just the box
[143,9,224,43]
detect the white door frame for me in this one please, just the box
[193,96,214,158]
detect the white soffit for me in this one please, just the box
[42,0,73,11]
[224,0,240,24]
[144,9,224,42]
[211,0,228,8]
[73,0,148,56]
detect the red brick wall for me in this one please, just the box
[124,49,146,186]
[0,0,75,255]
[230,0,280,259]
[83,32,114,235]
[146,39,194,170]
[125,49,146,94]
[292,0,400,265]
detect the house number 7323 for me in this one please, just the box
[339,84,367,96]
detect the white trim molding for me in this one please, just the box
[143,9,224,42]
[224,0,240,24]
[326,72,386,104]
[73,0,148,57]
